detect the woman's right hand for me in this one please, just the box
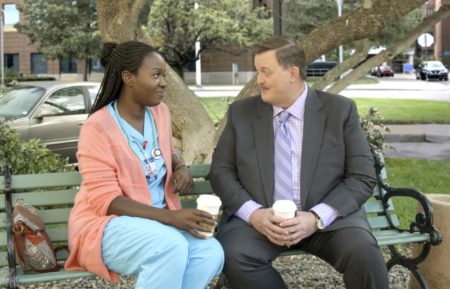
[168,208,216,238]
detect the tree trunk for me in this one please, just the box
[164,66,215,163]
[327,4,450,95]
[96,0,215,164]
[83,57,90,82]
[96,0,148,42]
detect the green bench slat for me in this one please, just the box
[190,181,213,195]
[0,177,5,192]
[0,251,8,267]
[47,227,69,242]
[373,231,429,246]
[0,232,6,247]
[17,269,93,284]
[189,164,211,178]
[181,199,197,208]
[0,208,72,230]
[368,215,400,229]
[0,190,78,210]
[9,172,81,190]
[363,198,395,214]
[364,199,384,213]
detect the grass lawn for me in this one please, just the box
[354,98,450,124]
[200,97,450,125]
[385,158,450,228]
[199,97,234,124]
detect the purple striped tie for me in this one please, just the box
[273,110,294,202]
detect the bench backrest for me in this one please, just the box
[0,163,398,268]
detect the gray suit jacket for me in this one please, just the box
[209,88,376,231]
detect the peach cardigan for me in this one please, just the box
[64,103,181,282]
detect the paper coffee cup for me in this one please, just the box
[272,200,297,219]
[196,194,222,238]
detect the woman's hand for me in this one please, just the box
[173,165,193,194]
[168,208,216,238]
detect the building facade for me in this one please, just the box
[0,0,97,81]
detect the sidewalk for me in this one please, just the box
[383,124,450,161]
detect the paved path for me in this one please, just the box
[383,124,450,161]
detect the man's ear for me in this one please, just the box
[122,70,135,87]
[289,66,300,81]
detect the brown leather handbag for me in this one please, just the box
[12,199,58,273]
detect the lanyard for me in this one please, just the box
[112,101,162,180]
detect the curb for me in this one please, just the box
[384,134,450,143]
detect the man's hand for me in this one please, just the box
[279,211,317,246]
[173,165,193,194]
[249,208,289,246]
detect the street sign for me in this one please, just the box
[418,33,434,47]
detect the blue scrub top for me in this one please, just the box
[107,102,166,208]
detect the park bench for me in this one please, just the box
[0,156,443,289]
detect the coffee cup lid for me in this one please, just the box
[197,194,222,206]
[272,200,297,212]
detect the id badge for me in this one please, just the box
[144,157,157,182]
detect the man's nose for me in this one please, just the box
[256,73,264,85]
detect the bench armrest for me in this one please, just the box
[381,186,443,246]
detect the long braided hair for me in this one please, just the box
[90,41,156,115]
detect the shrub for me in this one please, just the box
[0,118,72,175]
[360,107,390,156]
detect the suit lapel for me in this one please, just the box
[301,89,326,209]
[253,98,274,207]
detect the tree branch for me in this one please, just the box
[302,0,428,63]
[327,4,450,94]
[312,39,369,91]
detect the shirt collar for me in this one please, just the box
[273,84,308,120]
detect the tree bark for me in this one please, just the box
[302,0,428,64]
[96,0,147,42]
[163,66,216,163]
[312,40,369,91]
[96,0,215,164]
[327,4,450,95]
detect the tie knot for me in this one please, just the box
[278,110,290,124]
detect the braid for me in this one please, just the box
[90,41,156,115]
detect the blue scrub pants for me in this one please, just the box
[101,216,224,289]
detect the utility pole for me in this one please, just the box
[0,9,4,88]
[336,0,344,64]
[273,0,283,35]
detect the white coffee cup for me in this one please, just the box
[272,200,297,219]
[196,194,222,238]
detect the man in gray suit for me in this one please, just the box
[209,36,389,289]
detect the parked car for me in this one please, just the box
[306,61,337,77]
[370,65,394,77]
[0,82,100,163]
[415,61,448,81]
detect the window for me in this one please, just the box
[90,58,104,73]
[41,87,86,116]
[60,57,77,73]
[31,53,48,74]
[4,53,19,73]
[87,85,100,105]
[3,4,19,31]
